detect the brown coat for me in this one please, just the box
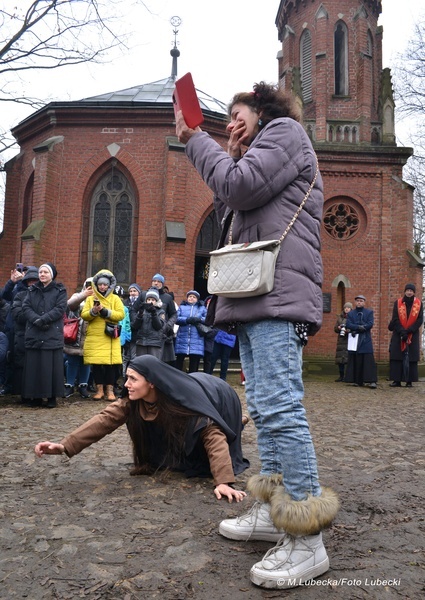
[61,398,235,485]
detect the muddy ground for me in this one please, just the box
[0,376,424,599]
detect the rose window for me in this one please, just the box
[323,203,360,240]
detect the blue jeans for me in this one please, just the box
[238,319,321,501]
[66,354,91,386]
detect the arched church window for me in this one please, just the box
[337,281,346,315]
[88,165,134,283]
[194,211,222,299]
[196,211,221,254]
[334,21,348,95]
[22,174,34,232]
[367,30,373,57]
[300,29,313,104]
[371,127,380,144]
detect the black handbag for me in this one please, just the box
[104,322,122,339]
[196,322,212,336]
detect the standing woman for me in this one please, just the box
[64,278,94,399]
[10,266,39,401]
[81,270,125,401]
[175,291,207,373]
[333,302,352,382]
[176,82,339,589]
[22,263,67,408]
[388,283,423,387]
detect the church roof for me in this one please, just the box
[81,76,228,116]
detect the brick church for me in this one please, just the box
[1,0,422,361]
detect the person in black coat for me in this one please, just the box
[344,294,377,388]
[130,288,165,358]
[388,283,423,387]
[10,267,39,398]
[133,274,177,364]
[22,263,67,408]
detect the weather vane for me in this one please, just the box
[170,16,182,49]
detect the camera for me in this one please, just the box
[340,325,346,337]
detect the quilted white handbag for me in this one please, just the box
[208,240,280,298]
[207,159,318,298]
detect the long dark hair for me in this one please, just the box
[126,390,200,472]
[228,81,301,129]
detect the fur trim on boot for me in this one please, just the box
[270,487,340,536]
[247,474,283,503]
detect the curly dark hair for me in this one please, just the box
[228,81,301,129]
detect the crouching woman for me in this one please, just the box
[34,355,249,502]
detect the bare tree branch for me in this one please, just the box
[0,0,129,75]
[392,17,425,257]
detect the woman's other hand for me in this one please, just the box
[227,119,249,158]
[214,483,247,503]
[175,110,201,144]
[34,442,65,457]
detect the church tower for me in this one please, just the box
[275,0,422,360]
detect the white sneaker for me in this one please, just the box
[219,502,285,542]
[250,532,329,588]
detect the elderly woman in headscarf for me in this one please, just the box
[21,262,67,408]
[34,355,249,502]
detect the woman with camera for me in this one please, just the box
[333,302,352,382]
[81,270,125,401]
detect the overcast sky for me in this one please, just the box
[3,0,423,139]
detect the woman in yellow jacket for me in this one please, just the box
[81,270,125,400]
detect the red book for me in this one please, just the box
[173,72,204,128]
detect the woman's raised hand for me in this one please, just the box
[175,110,201,144]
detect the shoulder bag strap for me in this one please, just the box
[227,156,319,245]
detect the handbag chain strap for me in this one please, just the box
[227,157,319,246]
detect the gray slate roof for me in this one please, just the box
[81,77,228,115]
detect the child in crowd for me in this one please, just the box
[130,288,165,358]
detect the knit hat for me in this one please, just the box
[404,283,416,293]
[23,267,39,283]
[39,262,57,279]
[97,276,110,286]
[152,273,165,284]
[187,290,200,300]
[128,283,141,294]
[146,288,160,301]
[343,302,353,309]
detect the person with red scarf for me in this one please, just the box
[388,283,423,387]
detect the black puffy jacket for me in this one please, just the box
[22,281,67,350]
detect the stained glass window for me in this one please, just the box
[88,166,134,283]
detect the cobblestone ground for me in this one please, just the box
[1,376,424,600]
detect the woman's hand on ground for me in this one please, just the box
[34,442,65,457]
[214,484,247,503]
